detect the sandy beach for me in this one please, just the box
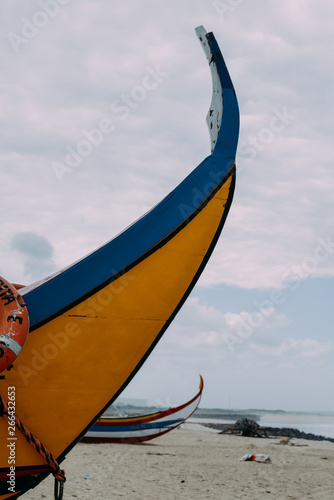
[23,423,334,499]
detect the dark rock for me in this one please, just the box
[202,421,334,443]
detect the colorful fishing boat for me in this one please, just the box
[0,26,239,499]
[82,376,203,444]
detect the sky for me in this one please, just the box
[0,0,333,412]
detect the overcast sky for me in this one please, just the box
[1,0,333,412]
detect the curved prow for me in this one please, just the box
[21,28,239,332]
[196,26,239,160]
[82,375,204,444]
[0,28,239,499]
[195,26,223,153]
[198,373,204,393]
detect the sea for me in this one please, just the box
[108,403,334,439]
[189,409,334,439]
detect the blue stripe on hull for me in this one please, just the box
[89,419,183,433]
[21,32,239,331]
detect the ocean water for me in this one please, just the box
[190,411,334,439]
[259,412,334,439]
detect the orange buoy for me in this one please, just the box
[0,276,29,373]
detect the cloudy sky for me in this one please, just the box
[1,0,333,412]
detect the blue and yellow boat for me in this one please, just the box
[0,26,239,499]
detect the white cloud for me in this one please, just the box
[1,2,333,290]
[120,296,334,410]
[0,0,333,410]
[161,297,332,363]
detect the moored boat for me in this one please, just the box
[82,375,203,444]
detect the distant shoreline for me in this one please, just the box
[111,404,334,419]
[107,404,334,440]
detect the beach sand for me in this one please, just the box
[23,423,334,499]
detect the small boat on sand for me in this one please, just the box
[82,376,203,444]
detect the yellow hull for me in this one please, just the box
[0,173,234,499]
[0,26,239,498]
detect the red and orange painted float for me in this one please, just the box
[0,278,29,373]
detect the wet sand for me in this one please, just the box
[23,423,334,499]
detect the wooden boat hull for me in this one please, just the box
[82,376,203,444]
[0,27,239,499]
